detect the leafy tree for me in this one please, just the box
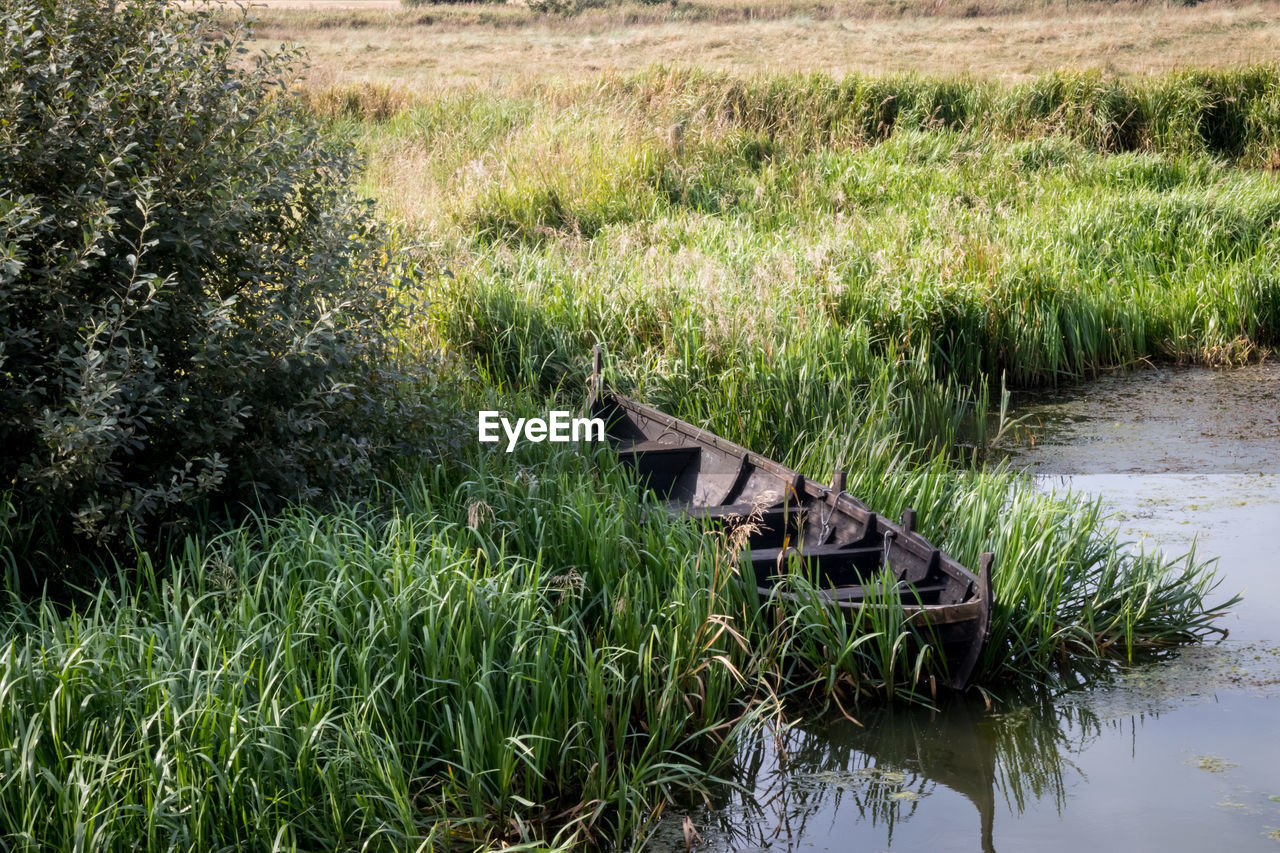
[0,0,414,575]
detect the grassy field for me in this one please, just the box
[336,66,1280,383]
[253,0,1280,90]
[2,2,1275,849]
[0,443,771,849]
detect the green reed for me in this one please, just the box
[381,68,1280,389]
[0,436,771,850]
[0,63,1266,851]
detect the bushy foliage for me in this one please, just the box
[0,0,414,568]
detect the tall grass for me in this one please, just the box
[352,66,1280,386]
[383,65,1248,686]
[0,63,1261,849]
[396,65,1246,696]
[0,434,773,849]
[0,385,1230,847]
[316,65,1280,165]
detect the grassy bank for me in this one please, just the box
[0,61,1263,849]
[343,66,1280,391]
[0,434,766,849]
[0,380,1229,848]
[378,66,1262,684]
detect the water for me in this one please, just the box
[652,364,1280,852]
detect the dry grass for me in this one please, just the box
[242,0,1280,90]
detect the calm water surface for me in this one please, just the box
[653,364,1280,852]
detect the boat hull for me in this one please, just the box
[590,374,994,690]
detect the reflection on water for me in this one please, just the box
[654,691,1098,853]
[652,365,1280,852]
[652,678,1280,851]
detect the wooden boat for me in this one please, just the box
[588,349,994,690]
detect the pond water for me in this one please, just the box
[652,364,1280,852]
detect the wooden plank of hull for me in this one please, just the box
[589,369,994,691]
[755,587,990,689]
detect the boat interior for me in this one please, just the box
[597,397,974,608]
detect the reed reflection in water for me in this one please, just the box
[650,689,1135,853]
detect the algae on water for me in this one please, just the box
[1193,755,1238,773]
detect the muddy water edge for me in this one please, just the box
[648,364,1280,852]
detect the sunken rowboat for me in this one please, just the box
[588,350,995,690]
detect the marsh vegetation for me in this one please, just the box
[1,0,1276,848]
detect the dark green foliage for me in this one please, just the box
[0,0,410,568]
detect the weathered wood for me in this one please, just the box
[590,380,995,691]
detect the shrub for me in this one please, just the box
[0,0,412,576]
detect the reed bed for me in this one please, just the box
[0,438,775,849]
[0,381,1231,848]
[0,64,1262,849]
[400,65,1249,698]
[352,66,1280,385]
